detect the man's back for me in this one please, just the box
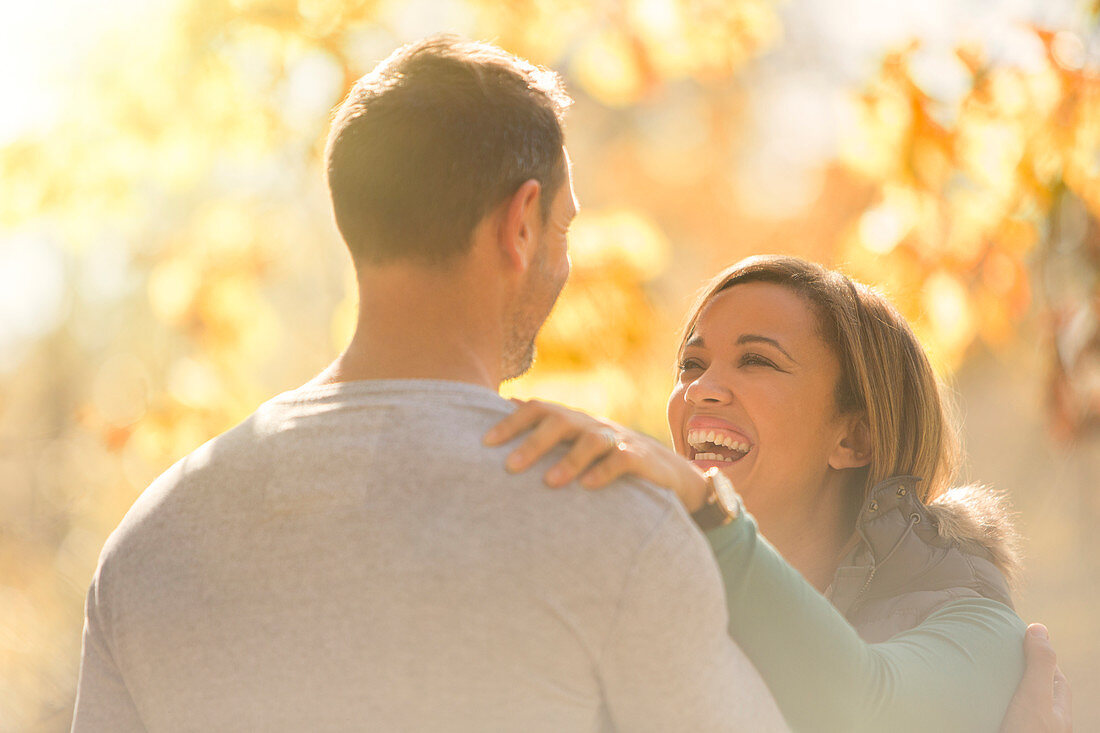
[72,380,785,732]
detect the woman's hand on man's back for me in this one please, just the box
[484,398,711,512]
[1000,623,1072,733]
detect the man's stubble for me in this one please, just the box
[500,236,568,382]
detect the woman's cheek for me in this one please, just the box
[666,389,685,453]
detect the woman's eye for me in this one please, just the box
[740,353,778,369]
[678,358,704,372]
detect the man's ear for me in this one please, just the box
[497,179,543,272]
[829,413,872,470]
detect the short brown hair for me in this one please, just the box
[325,35,572,266]
[678,255,960,505]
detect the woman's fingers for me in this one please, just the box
[504,415,578,473]
[578,443,634,489]
[1052,665,1072,728]
[1000,624,1073,733]
[1023,624,1057,709]
[485,399,681,494]
[544,428,620,487]
[483,399,544,446]
[487,399,630,481]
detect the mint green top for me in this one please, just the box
[707,509,1026,733]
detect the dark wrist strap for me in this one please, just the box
[691,468,737,531]
[691,500,732,531]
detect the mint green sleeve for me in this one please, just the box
[706,510,1026,733]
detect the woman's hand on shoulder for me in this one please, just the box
[1000,623,1072,733]
[483,398,710,512]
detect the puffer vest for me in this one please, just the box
[826,476,1018,643]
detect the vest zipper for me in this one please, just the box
[851,513,920,607]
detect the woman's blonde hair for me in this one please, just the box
[678,255,960,504]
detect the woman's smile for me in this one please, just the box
[684,416,754,467]
[668,281,855,519]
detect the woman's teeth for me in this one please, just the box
[693,452,739,462]
[686,429,751,454]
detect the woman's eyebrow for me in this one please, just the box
[736,334,796,362]
[684,334,705,349]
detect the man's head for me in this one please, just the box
[499,152,577,379]
[325,35,572,267]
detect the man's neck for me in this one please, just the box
[311,329,499,389]
[307,262,505,391]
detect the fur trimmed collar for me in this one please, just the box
[925,483,1022,587]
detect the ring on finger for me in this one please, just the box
[596,428,619,450]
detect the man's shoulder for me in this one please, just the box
[461,438,694,555]
[96,411,260,552]
[362,389,693,551]
[98,382,694,575]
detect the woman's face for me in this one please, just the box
[667,282,863,519]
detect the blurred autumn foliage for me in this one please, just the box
[2,0,1099,729]
[836,31,1100,436]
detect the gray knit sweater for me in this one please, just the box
[72,380,785,732]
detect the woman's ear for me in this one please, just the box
[829,413,872,470]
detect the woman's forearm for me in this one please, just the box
[707,512,1025,733]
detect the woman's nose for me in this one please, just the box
[684,371,733,405]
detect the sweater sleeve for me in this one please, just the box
[597,505,790,733]
[706,510,1026,733]
[71,571,146,733]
